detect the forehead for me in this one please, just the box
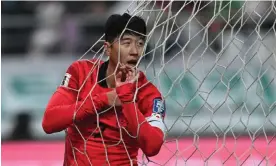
[120,34,144,41]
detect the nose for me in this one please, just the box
[129,44,138,56]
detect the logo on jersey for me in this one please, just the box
[60,73,71,87]
[153,98,166,117]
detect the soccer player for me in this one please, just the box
[42,13,166,166]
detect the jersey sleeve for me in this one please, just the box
[137,73,166,134]
[42,61,108,134]
[56,61,79,101]
[138,87,165,117]
[120,73,166,157]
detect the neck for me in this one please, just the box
[106,62,117,88]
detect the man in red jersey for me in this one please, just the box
[42,13,166,166]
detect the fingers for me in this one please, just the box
[126,68,139,83]
[119,63,129,73]
[126,70,133,82]
[118,64,127,82]
[106,90,122,106]
[116,64,139,85]
[118,64,136,75]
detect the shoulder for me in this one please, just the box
[65,59,104,84]
[137,71,166,117]
[70,59,103,70]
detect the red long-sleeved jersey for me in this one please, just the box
[42,59,166,166]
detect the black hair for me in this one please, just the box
[104,13,147,43]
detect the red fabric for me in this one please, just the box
[116,83,136,103]
[122,102,164,157]
[42,88,109,133]
[116,76,164,156]
[42,60,165,166]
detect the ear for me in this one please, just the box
[104,42,112,57]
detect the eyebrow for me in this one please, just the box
[120,36,145,42]
[121,37,132,41]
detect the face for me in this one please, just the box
[105,34,145,69]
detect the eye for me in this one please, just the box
[137,41,145,47]
[122,41,131,45]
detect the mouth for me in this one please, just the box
[126,60,138,66]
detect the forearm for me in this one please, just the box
[42,90,107,134]
[121,102,164,157]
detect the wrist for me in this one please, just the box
[82,93,108,114]
[116,83,135,103]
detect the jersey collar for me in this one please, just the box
[98,60,109,88]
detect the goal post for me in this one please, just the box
[73,0,276,165]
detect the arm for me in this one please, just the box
[42,61,117,134]
[121,102,165,157]
[116,81,165,157]
[42,87,109,134]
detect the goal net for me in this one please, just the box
[71,0,276,165]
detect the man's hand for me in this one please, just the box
[115,65,139,103]
[106,90,122,106]
[116,65,139,86]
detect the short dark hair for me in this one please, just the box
[104,13,147,43]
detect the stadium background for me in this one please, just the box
[2,1,276,165]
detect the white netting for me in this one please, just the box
[64,1,276,165]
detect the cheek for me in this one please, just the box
[138,47,144,56]
[118,47,130,62]
[110,49,119,64]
